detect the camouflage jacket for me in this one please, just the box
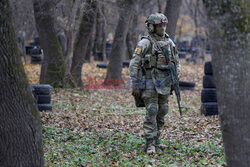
[129,33,181,95]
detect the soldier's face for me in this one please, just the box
[155,23,166,36]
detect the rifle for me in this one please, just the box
[161,47,182,116]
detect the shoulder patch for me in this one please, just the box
[134,46,142,55]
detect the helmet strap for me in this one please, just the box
[148,24,154,33]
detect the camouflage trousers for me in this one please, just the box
[142,89,169,143]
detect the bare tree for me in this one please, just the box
[101,3,107,62]
[181,0,208,62]
[0,1,43,166]
[157,0,163,13]
[33,0,66,87]
[126,7,139,60]
[69,0,98,87]
[63,0,82,76]
[93,3,105,61]
[164,0,183,39]
[204,0,250,166]
[104,0,137,85]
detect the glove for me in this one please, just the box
[131,77,142,97]
[132,89,141,97]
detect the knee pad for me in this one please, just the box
[160,103,168,115]
[146,103,158,116]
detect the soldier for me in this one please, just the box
[129,13,181,154]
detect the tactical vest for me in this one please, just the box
[140,35,175,79]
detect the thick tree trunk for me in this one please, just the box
[204,0,250,166]
[104,0,136,85]
[69,0,98,87]
[164,0,183,39]
[33,0,66,88]
[0,1,43,166]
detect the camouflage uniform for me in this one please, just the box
[129,13,181,153]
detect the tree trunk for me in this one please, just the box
[104,0,136,85]
[102,25,107,62]
[126,9,138,60]
[101,3,107,62]
[204,0,250,166]
[157,0,163,13]
[65,30,74,75]
[16,30,27,62]
[85,34,94,63]
[177,16,183,39]
[69,0,98,87]
[93,6,104,61]
[0,1,43,166]
[65,0,81,79]
[33,0,66,88]
[57,31,67,57]
[193,0,204,62]
[164,0,183,39]
[126,30,133,60]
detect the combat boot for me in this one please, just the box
[144,139,156,154]
[154,138,167,149]
[146,144,156,154]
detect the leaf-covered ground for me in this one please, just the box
[24,59,226,166]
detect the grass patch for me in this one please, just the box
[43,126,225,166]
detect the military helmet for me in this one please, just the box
[145,13,168,33]
[145,13,168,25]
